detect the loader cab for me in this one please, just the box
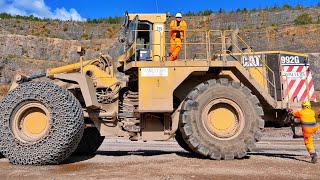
[126,15,152,61]
[118,12,168,65]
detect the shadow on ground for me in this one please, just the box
[96,150,194,158]
[248,152,311,163]
[61,149,252,164]
[61,150,200,164]
[17,150,311,165]
[62,155,96,165]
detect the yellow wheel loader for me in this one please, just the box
[0,12,316,165]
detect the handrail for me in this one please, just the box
[125,29,278,100]
[226,36,276,89]
[208,30,277,99]
[230,32,277,99]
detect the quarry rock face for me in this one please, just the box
[0,7,319,92]
[209,7,320,30]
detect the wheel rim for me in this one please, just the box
[12,102,50,143]
[202,98,244,140]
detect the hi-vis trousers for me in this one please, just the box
[169,38,182,61]
[302,123,320,155]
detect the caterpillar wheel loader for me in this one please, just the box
[0,12,316,165]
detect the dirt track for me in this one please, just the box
[1,134,320,180]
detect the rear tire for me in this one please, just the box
[0,81,84,165]
[73,127,105,155]
[179,79,264,160]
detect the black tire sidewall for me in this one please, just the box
[175,128,194,153]
[73,127,104,155]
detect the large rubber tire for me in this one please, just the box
[175,128,193,153]
[73,127,105,155]
[0,81,84,165]
[179,78,264,160]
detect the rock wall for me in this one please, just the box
[209,7,320,30]
[0,7,319,95]
[309,53,320,90]
[0,19,119,40]
[0,34,116,62]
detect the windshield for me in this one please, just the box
[125,15,139,48]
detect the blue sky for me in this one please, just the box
[0,0,319,20]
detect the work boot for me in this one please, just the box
[311,153,318,164]
[293,134,304,139]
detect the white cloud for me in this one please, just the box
[53,8,84,21]
[0,0,84,21]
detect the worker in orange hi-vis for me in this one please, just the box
[169,13,187,61]
[289,101,320,163]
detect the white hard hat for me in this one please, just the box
[175,13,182,18]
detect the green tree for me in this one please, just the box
[218,8,225,14]
[196,11,204,16]
[294,4,304,9]
[294,13,313,25]
[203,10,213,16]
[282,3,291,9]
[185,11,195,16]
[271,3,279,10]
[0,13,12,19]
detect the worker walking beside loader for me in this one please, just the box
[169,13,187,61]
[290,101,320,163]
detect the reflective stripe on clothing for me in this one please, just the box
[302,121,317,127]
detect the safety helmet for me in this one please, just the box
[175,13,182,18]
[301,101,311,108]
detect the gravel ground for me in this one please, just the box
[1,94,320,179]
[262,127,320,139]
[0,135,320,180]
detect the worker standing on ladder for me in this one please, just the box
[289,101,320,163]
[169,13,187,61]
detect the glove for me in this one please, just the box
[287,108,293,113]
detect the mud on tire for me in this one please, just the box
[179,78,264,160]
[73,127,105,155]
[0,81,84,165]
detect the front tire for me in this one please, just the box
[73,127,105,155]
[0,81,84,165]
[179,79,264,160]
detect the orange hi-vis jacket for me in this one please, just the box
[170,20,187,39]
[292,108,316,126]
[292,108,319,155]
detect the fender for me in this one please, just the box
[54,73,99,109]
